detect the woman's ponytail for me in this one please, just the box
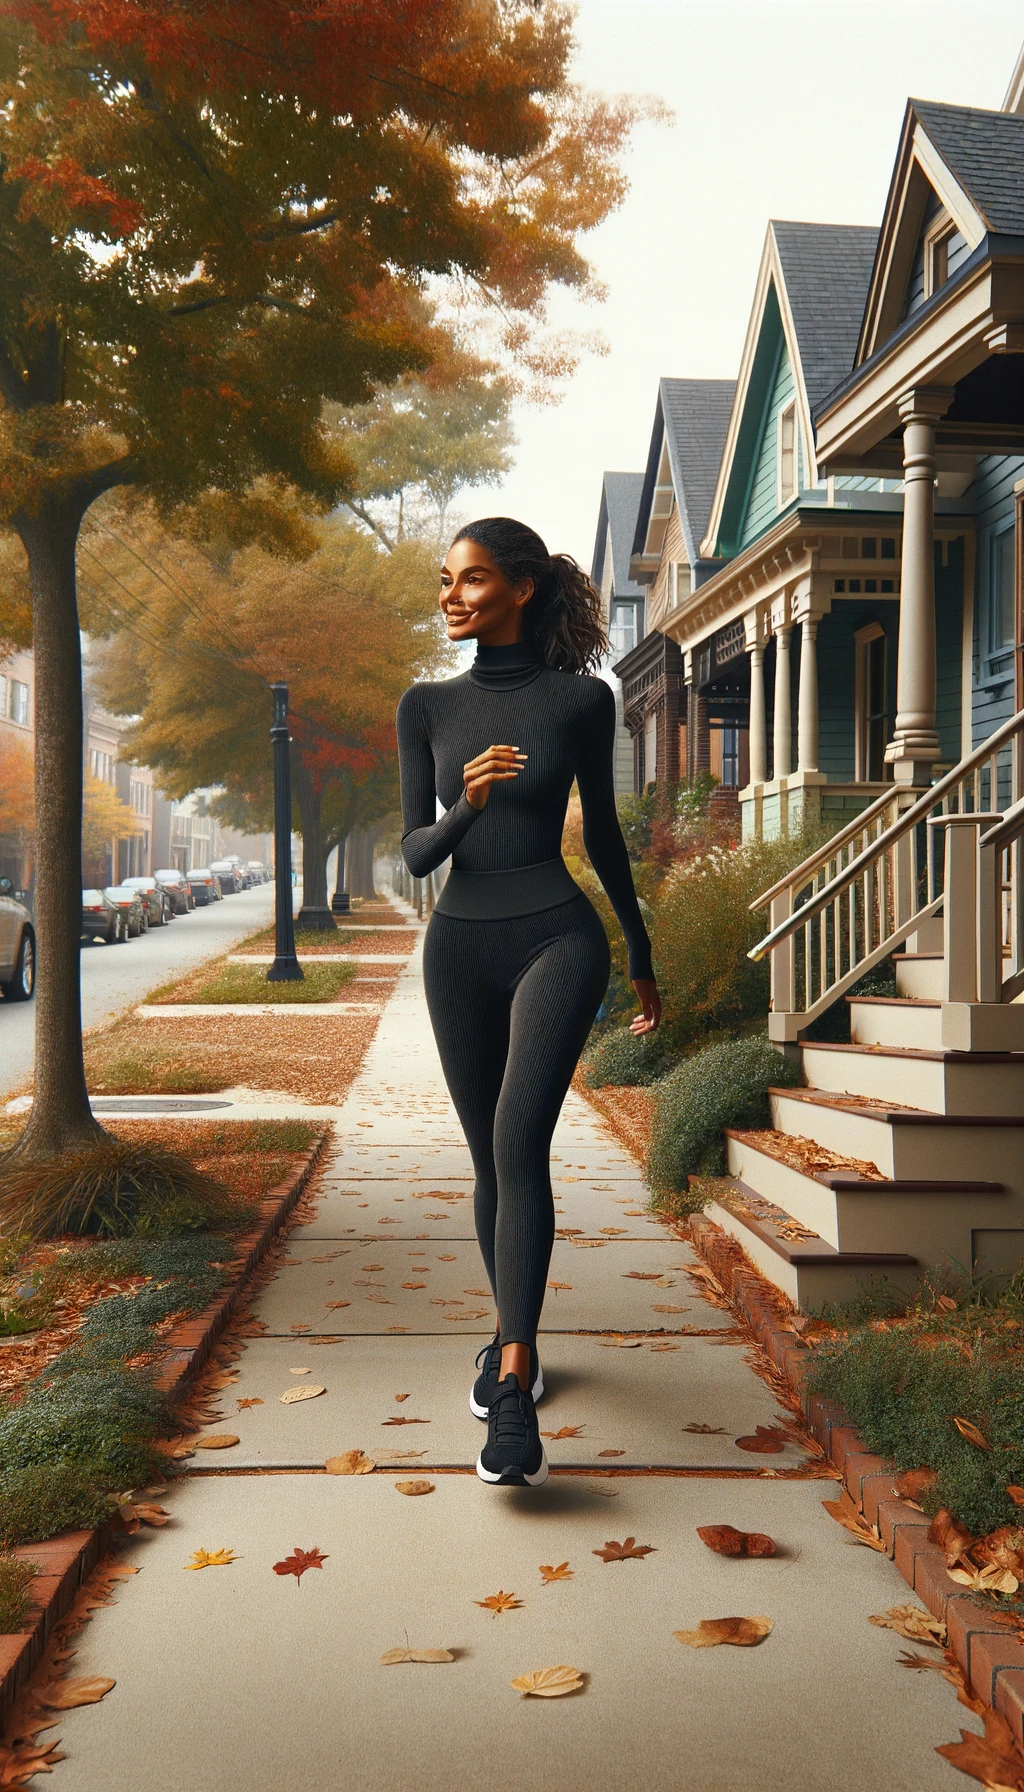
[451,517,608,674]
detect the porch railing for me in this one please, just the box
[747,707,1024,1041]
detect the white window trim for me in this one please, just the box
[776,401,797,509]
[854,620,886,782]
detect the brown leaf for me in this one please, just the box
[674,1616,773,1649]
[893,1467,936,1505]
[682,1422,727,1435]
[0,1740,64,1785]
[194,1434,240,1449]
[697,1525,776,1559]
[394,1394,409,1402]
[401,1283,427,1290]
[822,1497,887,1551]
[395,1480,435,1496]
[273,1546,328,1583]
[954,1416,992,1450]
[936,1708,1024,1789]
[437,1254,457,1262]
[734,1426,788,1454]
[236,1397,264,1409]
[600,1227,627,1235]
[868,1605,946,1646]
[927,1508,977,1569]
[279,1386,326,1405]
[539,1563,573,1583]
[540,1426,584,1440]
[651,1304,689,1313]
[134,1503,170,1527]
[972,1526,1024,1579]
[380,1647,454,1665]
[1007,1486,1024,1508]
[37,1676,115,1710]
[475,1590,523,1615]
[325,1301,351,1309]
[593,1536,656,1563]
[598,1449,625,1458]
[623,1271,662,1281]
[184,1548,237,1570]
[382,1416,429,1425]
[547,1281,573,1292]
[510,1665,584,1698]
[948,1562,1019,1596]
[325,1450,375,1476]
[598,1336,642,1348]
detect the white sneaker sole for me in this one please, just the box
[469,1366,544,1421]
[475,1446,549,1487]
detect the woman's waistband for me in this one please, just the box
[434,857,582,921]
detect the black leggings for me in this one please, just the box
[422,894,610,1347]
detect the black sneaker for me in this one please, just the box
[469,1334,544,1419]
[476,1374,548,1487]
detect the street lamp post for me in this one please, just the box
[267,681,303,983]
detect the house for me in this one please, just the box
[0,646,35,896]
[590,472,646,793]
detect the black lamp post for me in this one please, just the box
[267,681,303,982]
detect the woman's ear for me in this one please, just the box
[514,578,535,609]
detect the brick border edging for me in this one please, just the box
[0,1129,329,1727]
[688,1212,1024,1748]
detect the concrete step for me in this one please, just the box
[800,1040,1024,1116]
[768,1086,1024,1199]
[895,953,943,1001]
[849,995,943,1050]
[706,1179,919,1309]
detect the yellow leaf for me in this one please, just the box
[674,1616,773,1649]
[395,1480,435,1496]
[184,1548,237,1570]
[37,1676,115,1709]
[193,1435,240,1450]
[475,1590,523,1615]
[280,1385,327,1404]
[868,1605,946,1645]
[948,1563,1019,1595]
[380,1648,454,1665]
[325,1451,375,1476]
[539,1563,573,1583]
[510,1665,584,1698]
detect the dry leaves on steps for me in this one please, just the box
[868,1606,946,1646]
[510,1666,584,1698]
[325,1450,375,1475]
[475,1591,523,1615]
[674,1617,773,1649]
[734,1426,788,1455]
[273,1547,328,1584]
[936,1708,1024,1790]
[37,1677,115,1710]
[184,1549,237,1570]
[539,1563,573,1583]
[821,1497,887,1552]
[280,1386,326,1405]
[381,1648,454,1665]
[395,1480,435,1496]
[953,1417,991,1450]
[593,1537,655,1563]
[697,1526,775,1558]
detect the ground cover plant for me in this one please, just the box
[151,960,357,1006]
[646,1036,803,1198]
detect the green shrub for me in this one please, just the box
[0,1554,38,1633]
[583,1024,676,1088]
[649,1174,721,1221]
[646,1035,803,1191]
[0,1465,111,1547]
[804,1329,1024,1535]
[0,1368,168,1484]
[0,1137,229,1240]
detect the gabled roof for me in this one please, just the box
[912,100,1024,234]
[701,220,877,557]
[591,471,645,598]
[631,378,736,572]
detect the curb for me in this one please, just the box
[0,1129,329,1727]
[688,1212,1024,1748]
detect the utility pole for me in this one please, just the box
[267,682,303,983]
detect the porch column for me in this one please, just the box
[797,616,819,773]
[887,386,953,784]
[772,624,793,779]
[748,641,767,784]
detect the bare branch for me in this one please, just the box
[345,500,395,553]
[168,293,310,318]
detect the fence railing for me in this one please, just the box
[748,707,1024,1041]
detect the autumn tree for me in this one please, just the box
[0,0,646,1163]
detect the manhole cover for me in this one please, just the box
[89,1098,234,1113]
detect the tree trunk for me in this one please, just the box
[330,832,350,913]
[292,764,336,931]
[7,500,107,1161]
[347,825,378,899]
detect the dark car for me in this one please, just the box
[210,859,242,895]
[82,888,124,944]
[105,885,149,938]
[123,875,172,926]
[0,877,35,1001]
[186,868,222,906]
[155,868,193,915]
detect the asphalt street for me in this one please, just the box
[0,881,276,1101]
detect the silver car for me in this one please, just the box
[0,877,35,1001]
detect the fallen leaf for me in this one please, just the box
[194,1434,240,1449]
[381,1647,454,1665]
[953,1416,991,1450]
[651,1304,689,1313]
[623,1271,662,1282]
[674,1616,773,1649]
[1007,1486,1024,1508]
[475,1591,523,1615]
[734,1426,788,1454]
[134,1503,170,1527]
[465,1288,492,1297]
[37,1676,115,1710]
[539,1562,574,1583]
[540,1426,584,1440]
[184,1548,237,1570]
[401,1282,427,1290]
[394,1394,409,1402]
[697,1526,775,1558]
[0,1740,64,1783]
[593,1537,655,1563]
[437,1254,457,1262]
[650,1342,681,1351]
[382,1415,430,1425]
[600,1227,627,1235]
[869,1605,946,1646]
[280,1386,326,1405]
[289,1323,310,1332]
[547,1281,573,1292]
[325,1451,375,1476]
[362,1264,385,1271]
[682,1423,727,1434]
[822,1497,887,1551]
[927,1508,976,1569]
[372,1449,428,1463]
[236,1397,264,1409]
[273,1546,328,1583]
[598,1336,643,1348]
[936,1708,1024,1789]
[510,1665,584,1698]
[977,1529,1024,1579]
[395,1480,435,1496]
[653,1276,677,1288]
[948,1563,1019,1596]
[587,1484,620,1497]
[598,1449,625,1458]
[893,1467,936,1505]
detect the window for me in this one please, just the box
[671,563,691,608]
[855,623,888,782]
[721,726,740,787]
[609,601,639,659]
[925,218,968,299]
[991,523,1017,657]
[10,680,28,726]
[777,402,796,506]
[643,710,658,787]
[129,777,151,817]
[89,748,115,783]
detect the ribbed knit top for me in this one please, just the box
[396,643,653,981]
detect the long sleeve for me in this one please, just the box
[576,682,654,982]
[397,685,482,877]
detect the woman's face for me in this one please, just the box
[439,538,533,646]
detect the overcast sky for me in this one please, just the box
[481,0,1024,569]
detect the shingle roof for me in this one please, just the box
[913,100,1024,235]
[658,378,736,562]
[771,222,879,410]
[592,472,645,597]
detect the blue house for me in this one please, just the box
[590,472,646,793]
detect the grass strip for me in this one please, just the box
[154,959,356,1005]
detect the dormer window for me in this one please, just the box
[777,402,797,506]
[923,211,967,300]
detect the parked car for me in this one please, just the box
[226,855,253,888]
[210,859,242,895]
[0,877,35,1001]
[105,885,149,938]
[154,868,194,915]
[123,875,172,926]
[82,888,124,944]
[247,861,269,884]
[186,868,222,906]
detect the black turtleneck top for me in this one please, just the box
[396,642,653,981]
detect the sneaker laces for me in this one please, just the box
[489,1379,532,1447]
[475,1336,501,1374]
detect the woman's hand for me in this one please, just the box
[463,743,527,811]
[630,978,661,1035]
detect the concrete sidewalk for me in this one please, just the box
[56,920,971,1791]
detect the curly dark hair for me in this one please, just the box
[451,516,607,674]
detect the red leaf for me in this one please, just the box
[697,1525,776,1558]
[734,1426,788,1454]
[272,1546,328,1583]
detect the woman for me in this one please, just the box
[397,518,660,1488]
